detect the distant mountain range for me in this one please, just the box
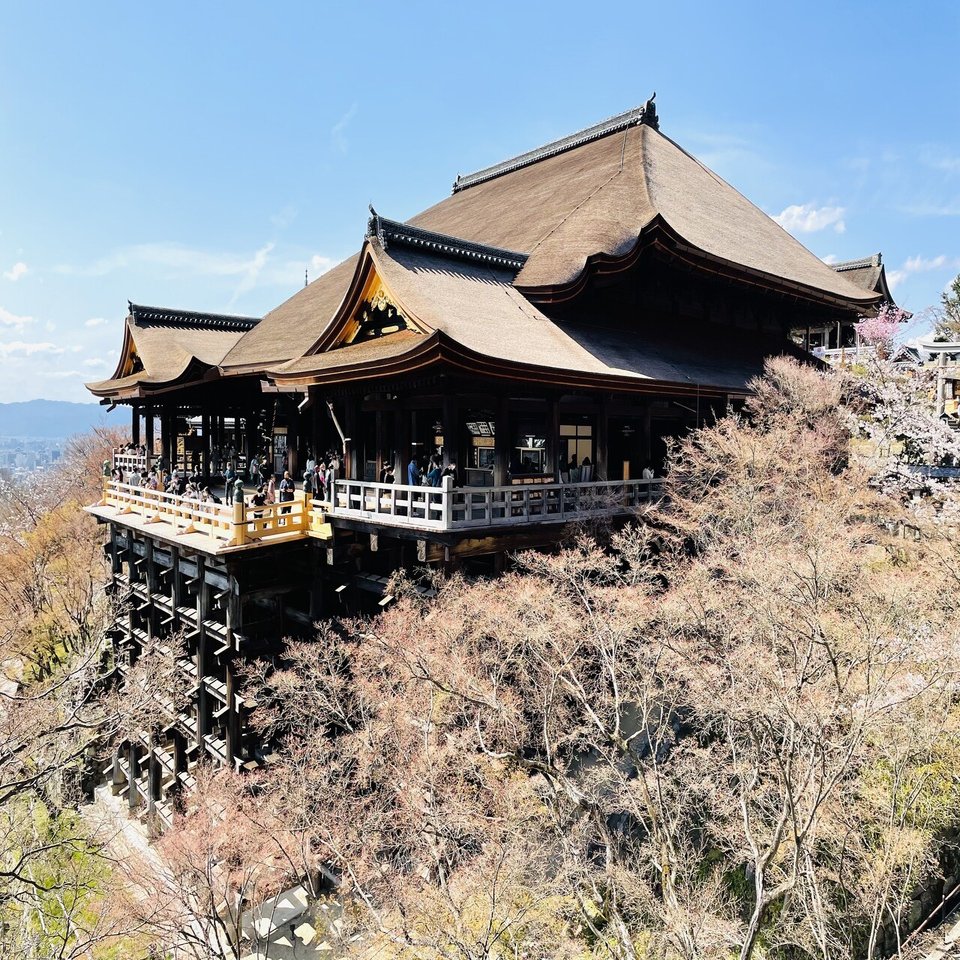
[0,400,126,439]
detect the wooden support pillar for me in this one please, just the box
[172,729,187,777]
[144,540,155,642]
[200,412,210,480]
[148,748,161,812]
[442,395,461,474]
[127,742,139,810]
[596,396,609,482]
[111,746,125,795]
[286,404,300,478]
[494,395,511,486]
[159,412,171,472]
[642,404,652,473]
[196,560,210,745]
[375,410,384,480]
[343,401,358,480]
[545,395,560,480]
[109,525,121,575]
[224,661,238,764]
[145,406,155,461]
[131,405,141,446]
[396,404,409,479]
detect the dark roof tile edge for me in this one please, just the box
[367,209,529,271]
[451,97,658,194]
[128,301,261,332]
[831,253,882,272]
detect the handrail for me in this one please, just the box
[98,480,307,547]
[112,452,153,475]
[331,477,662,531]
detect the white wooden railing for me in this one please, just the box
[331,478,662,531]
[98,480,307,547]
[97,477,663,548]
[112,451,152,476]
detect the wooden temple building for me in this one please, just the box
[84,98,887,818]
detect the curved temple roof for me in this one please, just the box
[220,102,880,374]
[87,303,260,399]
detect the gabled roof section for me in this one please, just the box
[830,253,897,304]
[86,303,259,399]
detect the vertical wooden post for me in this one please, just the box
[596,396,609,482]
[201,412,210,480]
[494,396,511,486]
[375,409,384,481]
[545,395,560,480]
[224,660,238,766]
[131,405,141,446]
[287,403,299,478]
[127,743,139,810]
[196,560,209,746]
[145,405,155,462]
[442,395,461,474]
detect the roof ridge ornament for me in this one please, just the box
[831,253,882,272]
[366,212,528,271]
[128,303,261,332]
[452,95,659,194]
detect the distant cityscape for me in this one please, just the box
[0,435,66,484]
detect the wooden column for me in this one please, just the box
[196,560,210,745]
[200,412,211,479]
[131,405,141,446]
[494,395,511,486]
[127,743,139,810]
[224,661,239,765]
[287,405,300,478]
[145,406,155,461]
[442,395,461,473]
[343,400,358,480]
[396,404,410,479]
[375,410,384,480]
[642,404,652,472]
[545,395,560,480]
[596,396,609,482]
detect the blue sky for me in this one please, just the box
[1,1,958,402]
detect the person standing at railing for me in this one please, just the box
[225,462,236,505]
[249,485,266,522]
[407,454,421,486]
[426,459,442,487]
[279,470,295,518]
[441,460,458,486]
[266,475,277,505]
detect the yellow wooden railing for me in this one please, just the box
[98,480,308,548]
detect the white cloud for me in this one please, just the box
[903,254,954,273]
[84,316,108,328]
[310,254,333,273]
[885,254,960,292]
[0,306,34,329]
[229,242,275,304]
[331,103,358,154]
[0,340,64,357]
[773,203,846,234]
[3,261,27,282]
[887,270,906,291]
[82,357,109,367]
[57,242,277,280]
[822,254,839,265]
